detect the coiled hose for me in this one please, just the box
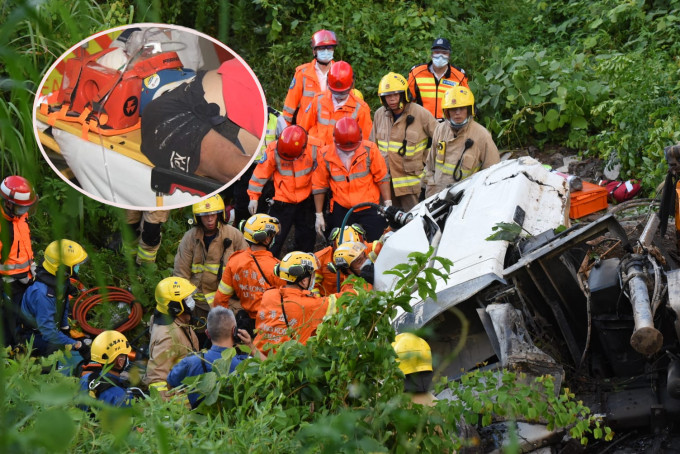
[72,286,143,335]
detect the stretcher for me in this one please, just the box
[35,109,222,208]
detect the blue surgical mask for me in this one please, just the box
[73,264,80,274]
[316,49,334,64]
[432,55,449,69]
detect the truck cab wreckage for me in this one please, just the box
[374,156,680,436]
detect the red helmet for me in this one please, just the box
[311,30,337,48]
[1,175,37,210]
[277,125,307,160]
[334,117,362,152]
[328,61,353,93]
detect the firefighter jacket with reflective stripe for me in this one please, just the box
[297,91,373,147]
[424,118,500,198]
[407,63,469,119]
[173,224,247,311]
[255,286,336,354]
[370,103,437,196]
[213,249,286,318]
[0,210,33,278]
[143,314,199,386]
[247,135,323,204]
[312,141,390,212]
[282,59,332,125]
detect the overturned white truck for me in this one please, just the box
[375,157,680,431]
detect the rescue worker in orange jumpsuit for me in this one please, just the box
[255,252,338,355]
[247,125,322,257]
[425,87,500,198]
[213,213,286,322]
[314,224,380,296]
[371,72,437,211]
[407,38,469,120]
[330,241,375,288]
[297,61,373,147]
[0,176,38,346]
[173,194,247,324]
[282,29,338,126]
[312,117,391,243]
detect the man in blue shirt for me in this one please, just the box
[80,330,135,407]
[19,239,89,357]
[167,306,264,408]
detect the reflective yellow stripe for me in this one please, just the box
[326,294,338,316]
[377,139,427,158]
[392,175,422,188]
[0,260,31,271]
[205,292,216,305]
[191,263,220,275]
[150,381,168,391]
[435,162,481,178]
[217,280,234,296]
[136,246,157,262]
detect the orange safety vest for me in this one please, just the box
[312,141,389,211]
[297,91,373,146]
[0,210,33,278]
[213,249,285,318]
[281,59,332,125]
[247,136,322,204]
[407,63,468,119]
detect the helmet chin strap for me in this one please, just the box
[449,116,470,130]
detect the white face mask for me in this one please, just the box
[316,49,334,64]
[184,295,196,311]
[432,54,449,69]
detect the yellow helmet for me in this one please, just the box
[155,277,197,317]
[240,213,281,244]
[442,86,475,116]
[192,194,226,225]
[392,333,433,375]
[43,239,88,276]
[90,330,131,365]
[274,251,318,283]
[328,223,366,248]
[378,72,409,110]
[332,241,367,272]
[352,88,364,101]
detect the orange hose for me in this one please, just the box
[72,286,143,336]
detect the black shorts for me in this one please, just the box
[141,71,244,174]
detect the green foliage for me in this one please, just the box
[486,222,525,242]
[436,370,614,446]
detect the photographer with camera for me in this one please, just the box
[167,306,264,408]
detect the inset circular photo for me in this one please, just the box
[34,23,266,210]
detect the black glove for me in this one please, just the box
[76,339,91,361]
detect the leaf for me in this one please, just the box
[571,116,587,129]
[486,222,522,242]
[32,409,76,450]
[544,109,559,122]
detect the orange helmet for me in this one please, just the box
[277,125,307,160]
[328,61,353,93]
[311,29,337,48]
[334,117,362,152]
